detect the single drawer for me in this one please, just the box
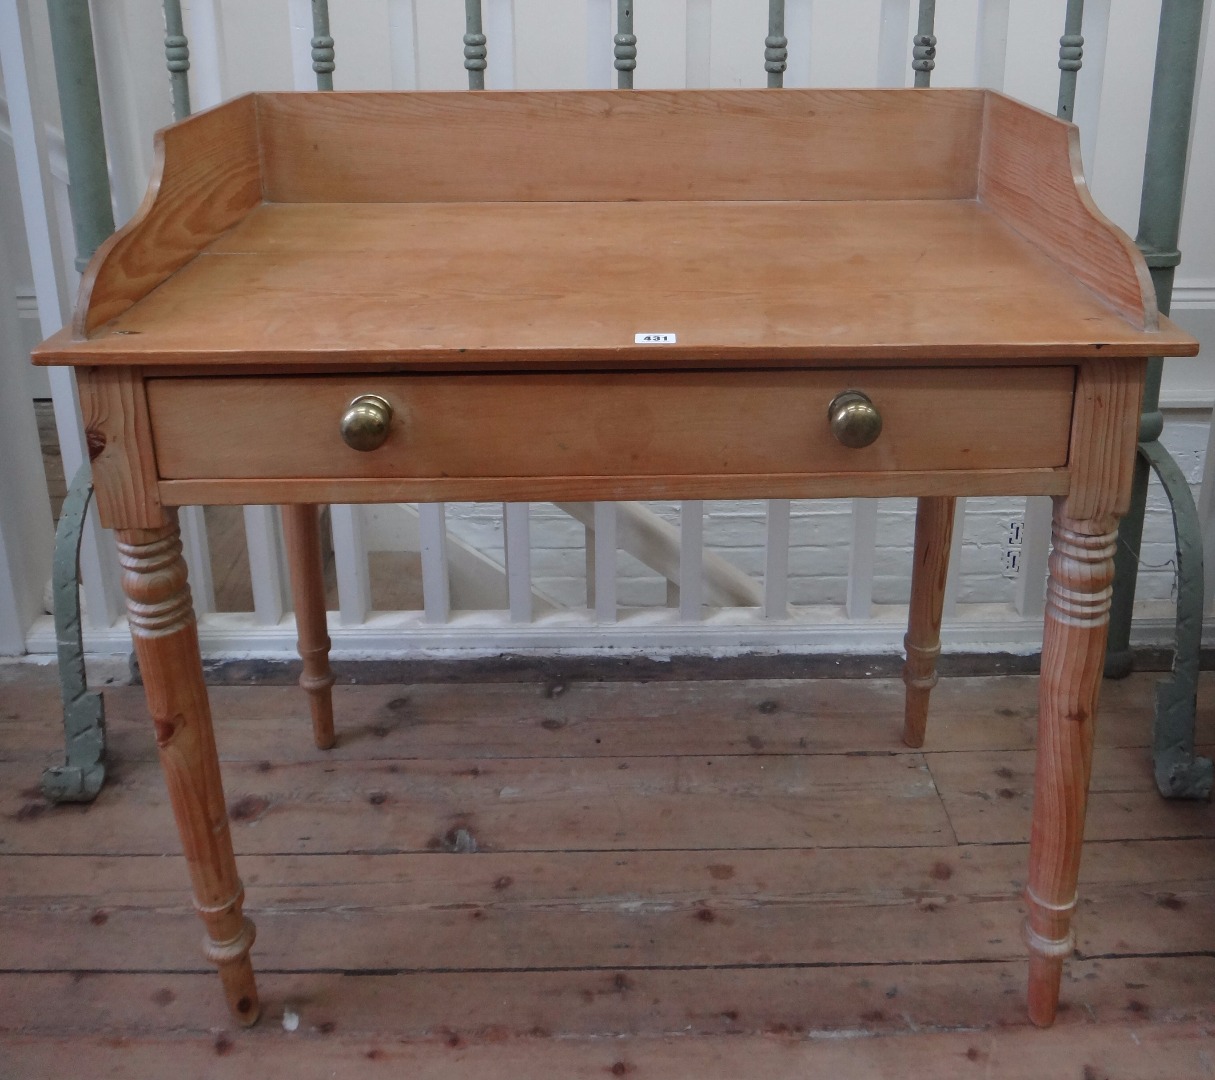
[146,368,1074,481]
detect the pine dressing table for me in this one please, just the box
[34,88,1198,1029]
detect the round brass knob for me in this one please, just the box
[340,394,393,452]
[827,390,882,449]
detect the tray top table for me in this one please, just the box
[35,87,1199,1030]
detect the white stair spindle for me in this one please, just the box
[418,502,451,623]
[685,0,711,87]
[1015,495,1053,619]
[679,500,704,621]
[587,0,613,88]
[503,502,532,623]
[846,498,879,619]
[973,0,1010,90]
[181,0,226,109]
[178,505,216,614]
[388,0,420,89]
[331,504,371,625]
[288,0,317,90]
[592,502,617,622]
[243,505,289,625]
[784,0,812,88]
[1200,415,1215,612]
[1074,0,1112,182]
[763,499,791,619]
[876,0,912,87]
[484,0,515,89]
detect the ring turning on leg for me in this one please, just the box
[1025,515,1118,1027]
[282,504,337,749]
[118,517,261,1025]
[902,496,956,747]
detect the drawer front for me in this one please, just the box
[147,368,1074,481]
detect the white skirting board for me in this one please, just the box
[22,601,1202,661]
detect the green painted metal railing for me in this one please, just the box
[912,0,937,87]
[163,0,191,120]
[311,0,335,91]
[1105,0,1212,798]
[39,0,116,802]
[41,466,106,802]
[765,0,787,88]
[45,0,114,272]
[464,0,486,91]
[615,1,637,89]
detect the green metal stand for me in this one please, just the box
[1139,440,1212,797]
[42,0,116,802]
[41,465,106,803]
[1103,0,1211,800]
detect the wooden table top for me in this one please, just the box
[32,88,1198,371]
[37,199,1195,370]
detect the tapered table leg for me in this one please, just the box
[1025,509,1118,1026]
[282,504,336,750]
[118,516,260,1026]
[902,495,955,748]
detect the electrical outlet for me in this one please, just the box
[1002,518,1024,578]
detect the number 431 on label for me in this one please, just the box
[635,333,677,344]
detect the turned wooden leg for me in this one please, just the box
[118,516,260,1026]
[282,504,336,750]
[902,495,955,748]
[1024,510,1117,1026]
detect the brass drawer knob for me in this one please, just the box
[828,390,882,449]
[340,393,393,452]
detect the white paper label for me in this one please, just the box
[635,333,677,344]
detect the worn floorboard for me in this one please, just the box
[2,666,1214,1078]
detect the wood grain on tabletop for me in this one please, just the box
[979,92,1157,330]
[42,199,1196,367]
[75,94,261,336]
[255,88,986,204]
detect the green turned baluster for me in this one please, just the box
[615,0,636,89]
[465,0,487,90]
[765,0,787,88]
[912,0,936,88]
[1103,0,1212,799]
[45,0,115,272]
[1056,0,1084,122]
[41,0,115,802]
[162,0,191,121]
[311,0,335,91]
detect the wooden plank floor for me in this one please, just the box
[3,663,1215,1078]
